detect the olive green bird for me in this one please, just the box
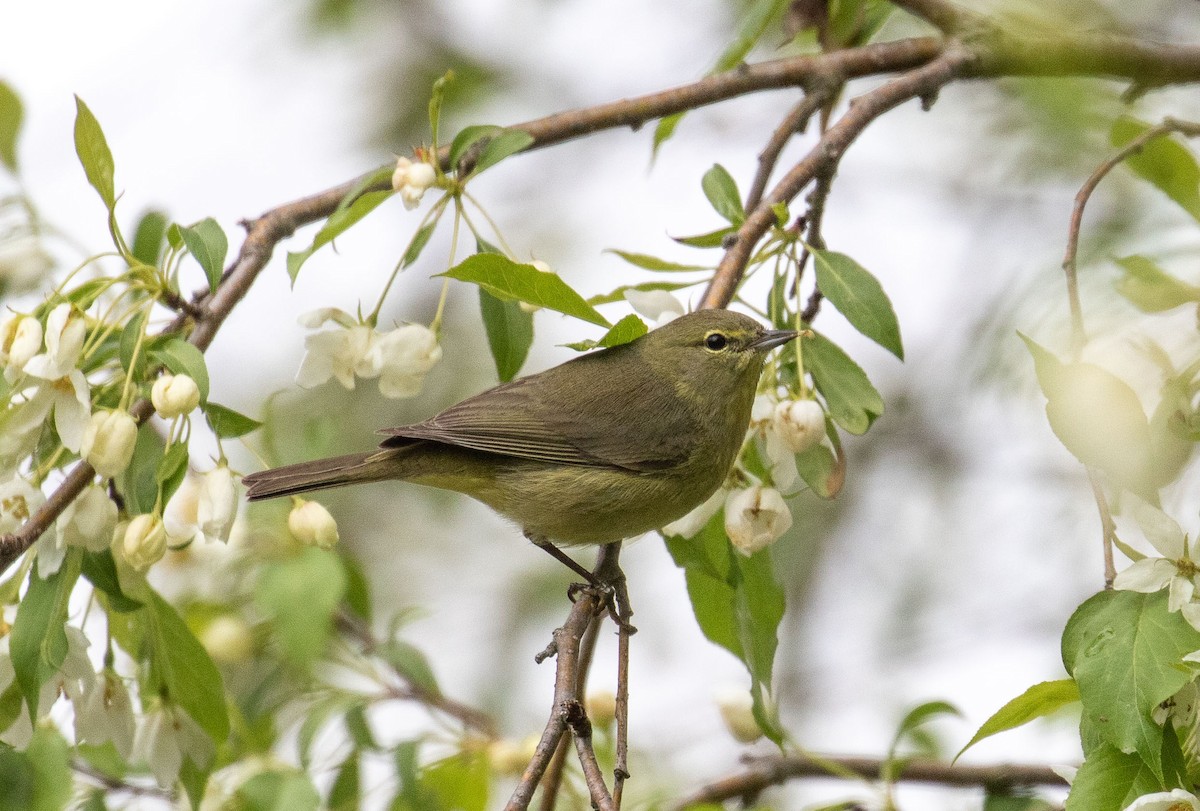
[243,309,796,551]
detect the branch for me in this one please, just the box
[700,45,977,310]
[671,753,1069,809]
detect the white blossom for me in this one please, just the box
[373,323,441,398]
[288,499,339,548]
[122,513,167,571]
[1123,789,1200,811]
[1114,498,1200,615]
[196,466,237,544]
[81,409,138,478]
[295,317,377,390]
[74,668,136,760]
[0,475,44,535]
[662,486,727,539]
[151,373,201,418]
[0,312,42,381]
[625,289,685,326]
[748,395,799,493]
[39,484,116,576]
[132,702,214,788]
[772,398,826,454]
[725,485,792,556]
[391,156,437,209]
[23,303,86,381]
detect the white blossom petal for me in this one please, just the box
[662,487,727,539]
[1128,496,1188,559]
[1113,558,1177,593]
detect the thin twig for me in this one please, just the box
[1086,468,1118,588]
[72,757,175,800]
[671,753,1068,809]
[745,87,841,214]
[567,699,616,811]
[608,554,634,809]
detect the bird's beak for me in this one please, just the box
[751,329,798,351]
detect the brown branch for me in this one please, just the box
[744,88,840,214]
[671,753,1069,809]
[334,608,498,736]
[700,45,977,310]
[567,699,615,811]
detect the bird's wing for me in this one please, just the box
[378,352,698,472]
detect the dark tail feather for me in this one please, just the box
[243,452,393,501]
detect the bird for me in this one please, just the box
[243,309,796,562]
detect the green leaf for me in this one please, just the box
[1111,116,1200,223]
[341,554,372,623]
[1114,255,1200,312]
[423,752,490,811]
[474,129,535,174]
[236,772,321,811]
[586,280,696,307]
[21,728,72,811]
[803,331,884,434]
[652,112,684,156]
[884,700,962,779]
[984,795,1055,811]
[179,218,228,293]
[813,249,904,359]
[202,401,262,439]
[1062,589,1200,781]
[0,81,24,173]
[1064,740,1173,811]
[702,164,746,226]
[144,589,230,742]
[563,314,648,351]
[131,209,169,267]
[255,548,347,668]
[672,226,737,248]
[401,221,437,268]
[793,442,839,499]
[329,751,360,811]
[379,640,441,696]
[439,254,610,327]
[118,309,148,377]
[715,0,790,71]
[605,250,709,272]
[81,550,143,612]
[74,96,116,211]
[10,554,80,717]
[120,423,167,515]
[157,441,190,502]
[286,189,391,284]
[449,124,501,166]
[149,338,209,401]
[957,679,1080,761]
[427,70,452,149]
[479,287,533,382]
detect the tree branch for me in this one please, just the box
[671,753,1068,809]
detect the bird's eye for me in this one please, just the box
[704,332,728,351]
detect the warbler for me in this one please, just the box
[243,309,796,548]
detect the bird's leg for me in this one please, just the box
[525,532,604,589]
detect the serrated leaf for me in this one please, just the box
[1062,589,1200,781]
[255,548,347,668]
[144,589,230,742]
[287,189,390,284]
[479,287,533,382]
[449,124,502,166]
[563,314,648,351]
[73,96,115,211]
[803,331,884,434]
[0,81,24,173]
[439,254,610,327]
[606,249,709,272]
[702,164,746,225]
[1112,116,1200,223]
[474,129,534,174]
[1114,255,1200,312]
[813,249,904,359]
[957,680,1079,761]
[202,401,262,439]
[149,338,209,401]
[179,218,228,293]
[10,554,80,717]
[131,209,168,267]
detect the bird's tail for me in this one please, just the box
[243,452,397,501]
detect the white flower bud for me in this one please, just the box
[724,485,792,556]
[772,399,825,454]
[74,668,136,760]
[196,465,237,544]
[586,689,617,728]
[391,156,414,191]
[150,374,200,418]
[122,514,167,571]
[714,687,763,743]
[0,313,43,379]
[81,409,138,479]
[288,499,339,548]
[56,484,118,553]
[200,615,255,664]
[373,324,442,399]
[392,156,436,209]
[24,303,86,380]
[405,160,436,190]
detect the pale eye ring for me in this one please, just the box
[705,332,728,351]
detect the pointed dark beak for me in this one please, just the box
[751,329,798,351]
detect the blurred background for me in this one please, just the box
[5,0,1200,807]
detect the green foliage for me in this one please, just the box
[131,209,169,267]
[255,548,348,668]
[422,751,490,811]
[473,129,535,174]
[0,80,24,173]
[1111,116,1200,223]
[812,249,904,359]
[605,250,709,272]
[1114,255,1200,313]
[439,253,610,327]
[149,338,210,401]
[202,401,263,438]
[563,314,648,351]
[73,96,116,212]
[802,331,884,434]
[958,679,1080,760]
[236,771,321,811]
[478,287,533,381]
[286,166,393,283]
[10,554,80,717]
[179,217,229,293]
[702,164,746,226]
[0,728,72,811]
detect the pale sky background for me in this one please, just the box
[6,1,1200,808]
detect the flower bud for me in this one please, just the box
[288,499,339,548]
[586,688,617,728]
[24,303,86,380]
[405,161,436,190]
[714,687,763,743]
[81,409,138,479]
[151,374,200,418]
[122,514,167,571]
[200,615,255,663]
[56,484,118,553]
[0,313,43,379]
[772,399,825,454]
[724,485,792,556]
[196,466,237,544]
[391,156,437,210]
[391,156,414,191]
